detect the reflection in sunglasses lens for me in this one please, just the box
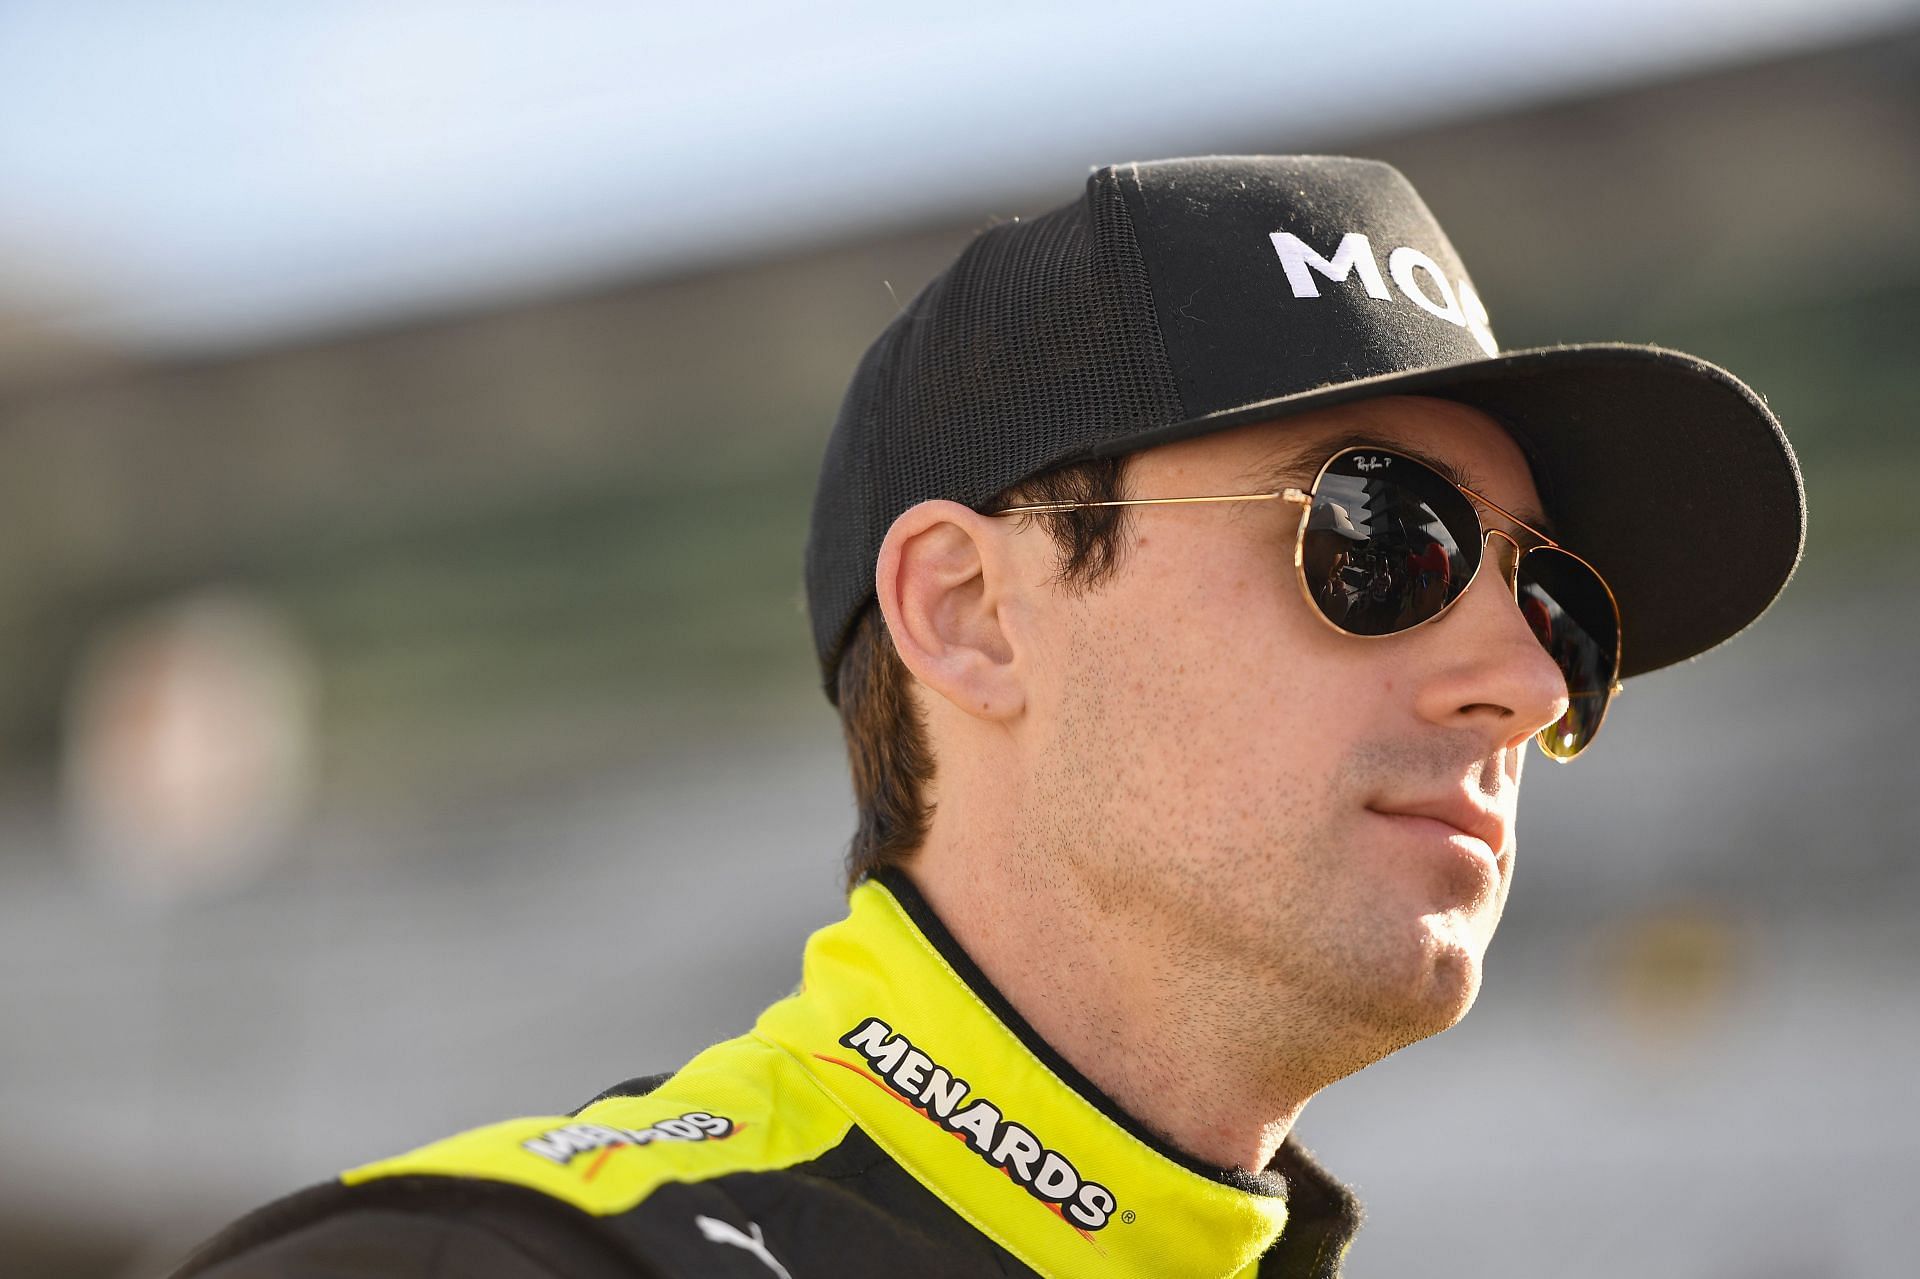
[1304,458,1480,637]
[1517,548,1619,760]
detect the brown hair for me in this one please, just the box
[833,457,1134,889]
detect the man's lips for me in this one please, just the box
[1365,796,1507,858]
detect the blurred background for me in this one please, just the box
[2,3,1917,1275]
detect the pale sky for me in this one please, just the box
[1,0,1911,352]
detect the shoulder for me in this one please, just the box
[169,1033,855,1277]
[342,1032,852,1215]
[165,1176,644,1278]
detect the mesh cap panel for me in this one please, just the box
[805,172,1185,700]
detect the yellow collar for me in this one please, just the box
[753,872,1360,1279]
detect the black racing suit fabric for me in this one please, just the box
[167,873,1365,1278]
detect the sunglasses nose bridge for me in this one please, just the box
[1481,528,1524,595]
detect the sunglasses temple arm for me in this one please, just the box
[988,490,1311,516]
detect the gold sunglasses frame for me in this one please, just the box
[988,445,1625,761]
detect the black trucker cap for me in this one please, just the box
[804,155,1805,703]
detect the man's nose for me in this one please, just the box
[1411,535,1569,752]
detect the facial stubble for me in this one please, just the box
[1020,632,1505,1098]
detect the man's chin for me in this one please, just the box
[1417,925,1488,1024]
[1350,922,1487,1049]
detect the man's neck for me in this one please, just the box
[902,842,1325,1174]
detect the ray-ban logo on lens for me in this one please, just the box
[1354,456,1391,472]
[1268,230,1498,357]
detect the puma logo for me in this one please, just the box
[694,1215,792,1279]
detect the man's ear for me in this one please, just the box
[874,500,1026,722]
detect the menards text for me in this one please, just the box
[839,1017,1118,1231]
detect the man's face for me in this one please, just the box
[1005,395,1570,1072]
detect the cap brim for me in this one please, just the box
[1076,343,1806,679]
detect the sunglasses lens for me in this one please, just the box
[1300,451,1481,637]
[1516,548,1620,760]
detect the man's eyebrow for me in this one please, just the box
[1245,431,1558,538]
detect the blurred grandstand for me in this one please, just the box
[1,19,1916,1278]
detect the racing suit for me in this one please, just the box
[168,870,1364,1278]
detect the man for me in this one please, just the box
[169,156,1803,1278]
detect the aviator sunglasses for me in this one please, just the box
[989,445,1623,760]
